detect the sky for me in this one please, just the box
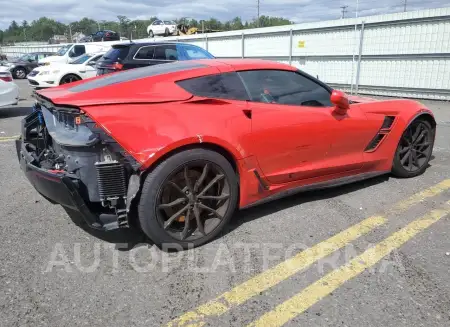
[0,0,448,30]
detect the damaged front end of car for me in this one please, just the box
[16,93,142,231]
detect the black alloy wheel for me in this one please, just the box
[14,67,27,79]
[138,149,238,248]
[60,74,81,85]
[157,162,231,241]
[392,119,434,177]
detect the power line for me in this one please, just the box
[340,5,348,19]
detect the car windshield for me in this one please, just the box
[70,54,92,64]
[56,45,72,56]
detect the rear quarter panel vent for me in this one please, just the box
[381,116,396,130]
[365,133,386,152]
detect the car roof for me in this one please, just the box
[111,41,205,49]
[190,59,298,72]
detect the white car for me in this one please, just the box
[0,68,19,108]
[38,43,111,66]
[27,52,105,88]
[147,20,177,37]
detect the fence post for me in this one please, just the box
[241,33,245,58]
[205,34,208,51]
[355,21,365,94]
[289,29,293,65]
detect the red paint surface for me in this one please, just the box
[37,59,435,209]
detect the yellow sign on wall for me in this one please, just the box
[298,40,305,48]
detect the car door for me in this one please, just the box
[152,21,163,35]
[80,54,102,78]
[94,31,103,41]
[239,69,368,184]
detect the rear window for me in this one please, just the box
[176,72,249,101]
[182,45,214,59]
[103,46,130,61]
[69,61,207,93]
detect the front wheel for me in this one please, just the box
[392,119,435,178]
[138,148,239,249]
[149,30,154,38]
[59,74,81,85]
[13,67,27,79]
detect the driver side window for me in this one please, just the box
[238,69,332,107]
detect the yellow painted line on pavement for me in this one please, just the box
[166,179,450,327]
[0,135,20,142]
[247,201,450,327]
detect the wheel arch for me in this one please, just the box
[141,141,239,178]
[408,111,436,130]
[128,141,241,229]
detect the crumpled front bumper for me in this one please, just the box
[16,137,120,231]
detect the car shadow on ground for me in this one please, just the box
[221,174,391,239]
[64,208,150,252]
[0,106,33,118]
[64,174,391,252]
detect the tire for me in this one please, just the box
[138,148,239,249]
[392,119,435,178]
[164,28,169,37]
[13,67,27,79]
[59,74,81,85]
[149,30,154,38]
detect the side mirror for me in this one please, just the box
[330,90,350,115]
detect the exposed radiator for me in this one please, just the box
[95,161,127,202]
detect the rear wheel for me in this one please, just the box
[60,74,81,85]
[392,119,434,178]
[138,148,238,249]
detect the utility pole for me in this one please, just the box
[69,24,72,42]
[340,5,348,19]
[403,0,407,12]
[257,0,260,27]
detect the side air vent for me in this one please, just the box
[381,116,395,129]
[365,133,386,152]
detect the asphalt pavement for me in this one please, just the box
[1,80,450,327]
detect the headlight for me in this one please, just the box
[40,71,50,75]
[52,70,60,74]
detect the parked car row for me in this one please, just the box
[25,41,215,88]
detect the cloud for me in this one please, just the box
[0,0,448,29]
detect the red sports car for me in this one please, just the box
[17,59,436,248]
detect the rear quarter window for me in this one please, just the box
[176,72,249,101]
